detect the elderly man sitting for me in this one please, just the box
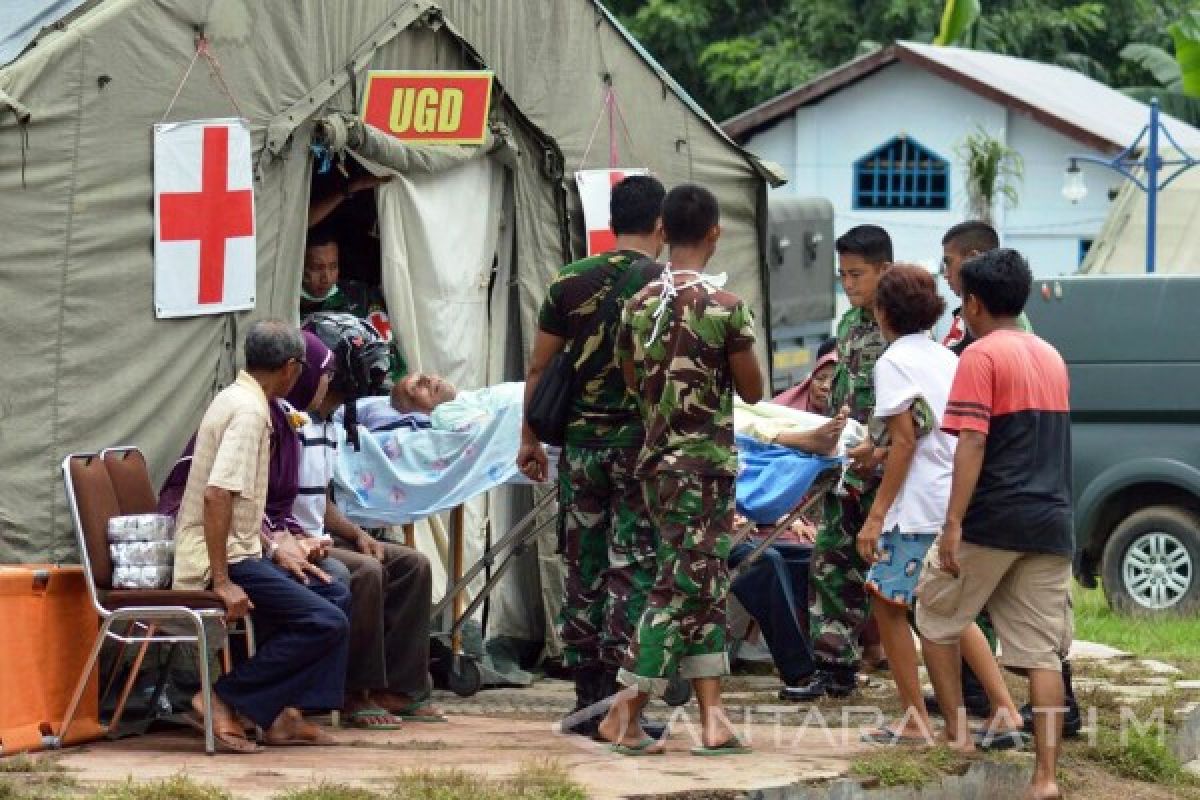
[171,320,351,753]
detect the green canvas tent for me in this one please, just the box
[0,0,778,651]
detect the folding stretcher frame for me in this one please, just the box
[398,488,558,696]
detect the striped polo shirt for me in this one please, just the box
[294,415,337,539]
[942,329,1074,557]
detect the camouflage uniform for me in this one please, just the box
[537,251,664,670]
[615,272,756,695]
[808,306,886,675]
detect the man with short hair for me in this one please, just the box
[517,175,667,737]
[937,222,1079,737]
[300,236,406,380]
[598,183,763,755]
[787,225,892,701]
[919,248,1073,800]
[172,320,351,753]
[292,320,443,727]
[940,221,1029,354]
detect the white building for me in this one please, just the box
[725,41,1200,280]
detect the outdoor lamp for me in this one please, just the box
[1062,159,1088,203]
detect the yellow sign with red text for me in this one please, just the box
[361,71,494,145]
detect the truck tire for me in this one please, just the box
[1101,506,1200,616]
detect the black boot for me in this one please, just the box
[558,665,604,737]
[779,669,856,701]
[1020,660,1082,738]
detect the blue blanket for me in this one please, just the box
[735,434,841,524]
[333,396,533,526]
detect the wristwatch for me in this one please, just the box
[266,539,280,560]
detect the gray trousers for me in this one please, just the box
[321,541,433,696]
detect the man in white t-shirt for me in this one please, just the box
[854,266,1021,747]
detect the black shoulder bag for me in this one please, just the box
[525,261,648,446]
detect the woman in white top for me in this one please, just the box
[855,265,1021,746]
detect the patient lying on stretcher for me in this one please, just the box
[350,373,524,433]
[734,399,866,455]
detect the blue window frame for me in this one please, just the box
[854,136,949,210]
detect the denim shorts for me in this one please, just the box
[865,528,937,607]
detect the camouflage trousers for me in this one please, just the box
[619,473,734,696]
[809,488,876,673]
[558,445,659,670]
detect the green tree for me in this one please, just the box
[603,0,1200,124]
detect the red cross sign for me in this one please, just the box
[154,119,256,318]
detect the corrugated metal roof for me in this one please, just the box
[901,41,1200,152]
[724,41,1200,153]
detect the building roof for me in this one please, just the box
[724,41,1200,154]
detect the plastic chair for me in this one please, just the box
[59,450,243,755]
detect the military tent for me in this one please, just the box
[0,0,777,653]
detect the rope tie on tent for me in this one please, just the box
[647,263,728,346]
[160,33,246,122]
[578,83,645,170]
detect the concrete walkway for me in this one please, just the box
[54,712,865,799]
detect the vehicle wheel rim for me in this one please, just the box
[1122,531,1193,610]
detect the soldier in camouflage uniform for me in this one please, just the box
[597,185,764,756]
[517,176,667,738]
[785,225,893,702]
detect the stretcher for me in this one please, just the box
[332,410,557,697]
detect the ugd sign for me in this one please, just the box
[361,70,494,145]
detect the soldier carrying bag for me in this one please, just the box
[525,260,649,446]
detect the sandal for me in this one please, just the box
[180,711,263,754]
[387,700,447,723]
[609,737,665,756]
[344,708,405,730]
[860,727,931,745]
[690,736,752,756]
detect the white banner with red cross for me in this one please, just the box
[153,118,256,318]
[574,168,650,256]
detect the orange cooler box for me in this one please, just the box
[0,565,103,755]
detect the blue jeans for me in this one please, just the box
[216,558,351,728]
[729,541,815,686]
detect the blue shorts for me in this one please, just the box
[866,529,937,607]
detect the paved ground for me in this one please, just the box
[54,686,864,799]
[45,640,1200,798]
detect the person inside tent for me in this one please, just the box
[300,232,407,382]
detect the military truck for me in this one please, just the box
[765,197,836,393]
[1026,275,1200,615]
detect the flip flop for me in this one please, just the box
[860,728,931,745]
[180,711,263,754]
[973,729,1032,751]
[690,736,751,756]
[263,727,337,747]
[388,700,447,723]
[344,708,405,730]
[609,737,665,756]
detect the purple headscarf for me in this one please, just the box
[159,333,333,535]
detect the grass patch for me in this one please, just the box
[848,746,971,789]
[1074,584,1200,670]
[90,775,232,800]
[1074,724,1200,787]
[274,787,382,800]
[392,760,585,800]
[0,755,70,774]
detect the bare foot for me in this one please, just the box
[263,707,336,746]
[372,689,445,720]
[596,705,657,750]
[937,731,976,755]
[188,692,261,754]
[1022,783,1062,800]
[980,707,1024,735]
